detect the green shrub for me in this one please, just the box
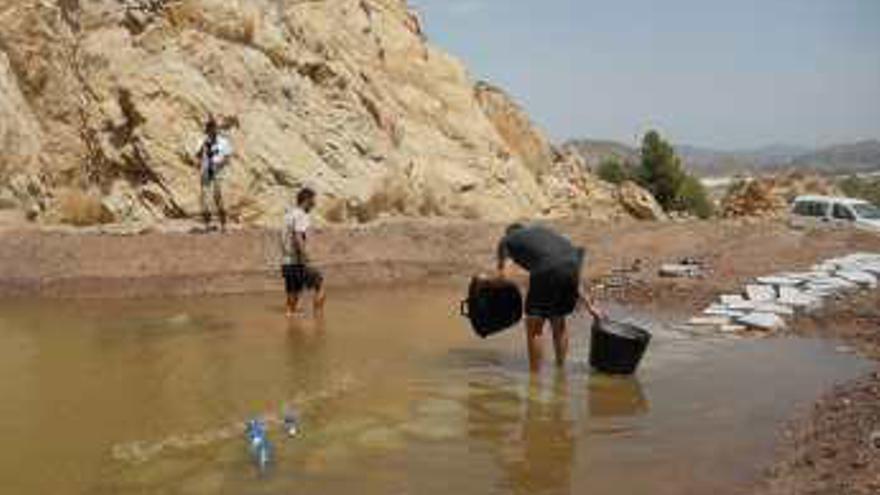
[675,174,714,219]
[597,159,628,184]
[839,175,880,206]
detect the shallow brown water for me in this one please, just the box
[0,287,870,494]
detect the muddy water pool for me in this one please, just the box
[0,286,870,494]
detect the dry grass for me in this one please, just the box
[166,0,258,45]
[418,187,446,217]
[166,0,200,30]
[57,190,114,226]
[460,203,483,220]
[352,175,412,223]
[321,197,349,224]
[241,9,257,44]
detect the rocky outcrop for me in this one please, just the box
[617,181,667,221]
[0,0,653,227]
[721,172,841,218]
[474,81,555,177]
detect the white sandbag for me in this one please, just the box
[720,294,746,305]
[736,312,786,331]
[756,275,802,287]
[746,284,777,302]
[688,316,732,327]
[836,270,878,288]
[753,302,796,316]
[659,264,702,278]
[702,305,746,318]
[778,286,821,309]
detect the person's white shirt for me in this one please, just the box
[199,135,232,181]
[288,206,311,235]
[281,206,311,265]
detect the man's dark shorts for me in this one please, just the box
[525,255,583,319]
[282,264,323,294]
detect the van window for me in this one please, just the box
[833,204,855,221]
[794,201,827,217]
[853,203,880,220]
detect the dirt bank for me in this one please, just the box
[756,290,880,495]
[2,218,878,301]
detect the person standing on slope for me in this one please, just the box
[196,118,232,232]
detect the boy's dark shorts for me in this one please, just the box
[282,264,323,294]
[525,255,584,319]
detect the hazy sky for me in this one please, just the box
[413,0,880,149]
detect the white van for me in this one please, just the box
[790,195,880,232]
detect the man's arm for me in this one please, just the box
[292,231,308,264]
[192,140,206,169]
[496,241,511,279]
[577,280,604,319]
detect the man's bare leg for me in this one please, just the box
[200,186,212,229]
[313,286,326,317]
[285,293,300,318]
[550,317,569,368]
[525,317,546,372]
[214,186,226,233]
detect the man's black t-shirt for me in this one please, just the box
[497,225,581,273]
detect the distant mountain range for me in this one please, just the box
[563,138,880,177]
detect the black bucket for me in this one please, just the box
[460,276,523,339]
[589,319,651,375]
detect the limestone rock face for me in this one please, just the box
[617,181,667,221]
[0,0,643,226]
[474,81,555,177]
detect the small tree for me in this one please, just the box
[597,159,627,184]
[638,130,685,209]
[637,129,714,218]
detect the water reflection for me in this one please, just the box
[468,371,575,495]
[587,374,649,418]
[286,315,327,346]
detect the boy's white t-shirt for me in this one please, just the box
[281,206,311,265]
[289,206,311,234]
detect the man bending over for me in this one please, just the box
[497,223,602,371]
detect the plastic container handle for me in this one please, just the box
[459,300,469,317]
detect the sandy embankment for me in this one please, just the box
[1,218,877,302]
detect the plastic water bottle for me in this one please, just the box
[282,409,300,438]
[245,419,273,473]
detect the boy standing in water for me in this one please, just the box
[281,188,326,318]
[496,223,602,371]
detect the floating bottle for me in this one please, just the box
[245,418,273,473]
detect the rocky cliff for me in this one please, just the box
[0,0,636,227]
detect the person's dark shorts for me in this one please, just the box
[281,264,323,294]
[526,254,584,319]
